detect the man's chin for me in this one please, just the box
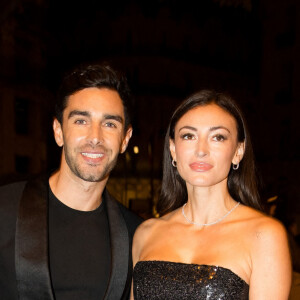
[80,173,109,183]
[70,158,117,183]
[73,168,109,183]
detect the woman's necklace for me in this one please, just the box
[181,202,240,226]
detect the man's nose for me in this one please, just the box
[88,124,103,145]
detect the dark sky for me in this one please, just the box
[2,0,299,213]
[42,0,262,90]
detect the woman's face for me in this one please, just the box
[170,104,244,188]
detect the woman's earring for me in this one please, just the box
[172,159,177,167]
[232,163,239,170]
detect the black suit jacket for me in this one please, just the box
[0,176,142,300]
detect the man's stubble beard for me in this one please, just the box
[64,144,119,183]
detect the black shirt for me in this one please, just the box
[48,188,111,300]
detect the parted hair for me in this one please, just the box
[158,89,262,216]
[55,63,132,131]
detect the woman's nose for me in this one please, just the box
[195,139,209,157]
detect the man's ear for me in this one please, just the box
[169,139,176,162]
[120,126,133,153]
[232,142,245,165]
[53,118,64,147]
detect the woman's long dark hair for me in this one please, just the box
[158,90,262,216]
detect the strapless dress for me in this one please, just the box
[133,260,249,300]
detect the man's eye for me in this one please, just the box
[181,133,195,140]
[75,119,86,125]
[105,122,117,128]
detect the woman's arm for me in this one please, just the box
[249,218,292,299]
[130,282,134,300]
[130,219,154,300]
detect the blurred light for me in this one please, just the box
[148,143,152,156]
[133,146,139,154]
[125,152,131,162]
[267,195,278,203]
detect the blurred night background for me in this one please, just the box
[0,0,299,225]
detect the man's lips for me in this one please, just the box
[81,152,105,164]
[81,152,104,158]
[189,162,213,172]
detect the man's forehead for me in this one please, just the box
[64,87,124,115]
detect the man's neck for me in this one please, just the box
[49,170,108,211]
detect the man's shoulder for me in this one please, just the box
[115,200,144,239]
[0,180,27,205]
[105,191,143,234]
[0,175,48,211]
[116,200,143,224]
[0,181,27,234]
[0,180,27,193]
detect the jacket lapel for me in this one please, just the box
[15,176,54,300]
[103,190,130,300]
[15,180,129,300]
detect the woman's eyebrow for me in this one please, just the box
[209,126,231,133]
[178,125,231,133]
[178,126,197,132]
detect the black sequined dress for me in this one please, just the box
[133,261,249,300]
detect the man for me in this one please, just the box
[0,64,143,300]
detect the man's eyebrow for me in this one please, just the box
[68,110,90,119]
[67,111,124,124]
[103,114,124,124]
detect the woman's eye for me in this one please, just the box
[213,134,226,142]
[181,133,195,140]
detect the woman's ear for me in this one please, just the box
[232,142,245,164]
[53,118,64,147]
[169,139,176,162]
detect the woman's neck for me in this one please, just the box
[184,180,237,226]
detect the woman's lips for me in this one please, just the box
[189,162,213,172]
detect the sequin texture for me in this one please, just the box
[133,261,249,300]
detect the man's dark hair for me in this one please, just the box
[158,89,262,216]
[55,63,132,131]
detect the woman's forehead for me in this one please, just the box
[176,104,237,130]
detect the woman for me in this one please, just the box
[131,90,291,299]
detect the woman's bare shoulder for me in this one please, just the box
[134,210,176,238]
[241,206,286,236]
[253,214,288,249]
[241,209,292,298]
[132,215,174,264]
[134,217,159,237]
[238,206,289,256]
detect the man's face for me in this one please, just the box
[53,87,132,183]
